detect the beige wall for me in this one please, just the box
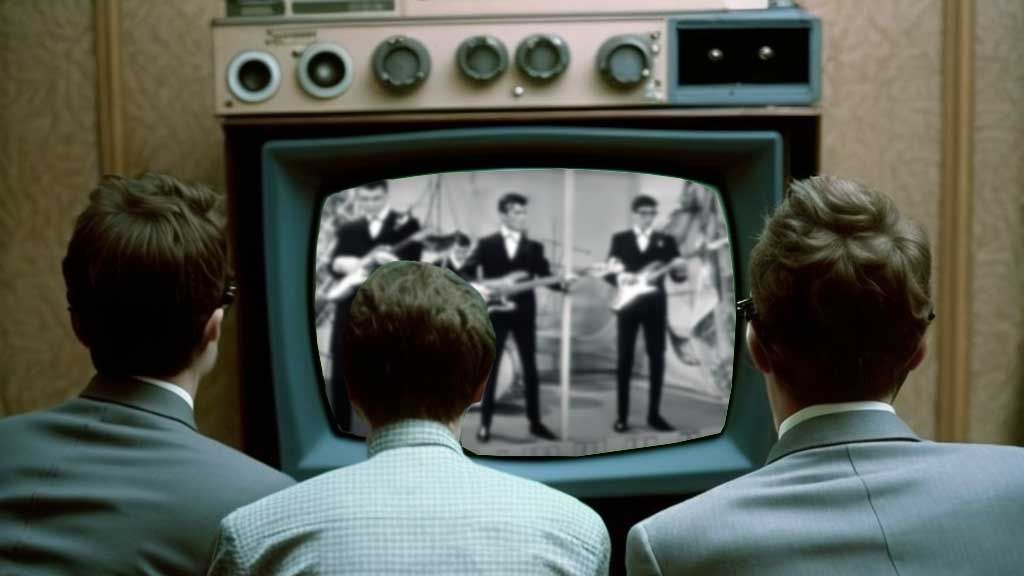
[0,1,1020,446]
[970,0,1024,444]
[0,2,97,417]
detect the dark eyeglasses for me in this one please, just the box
[736,297,757,323]
[222,280,238,311]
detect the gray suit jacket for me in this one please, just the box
[627,410,1024,575]
[0,375,294,575]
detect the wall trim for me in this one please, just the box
[96,0,124,175]
[937,0,974,442]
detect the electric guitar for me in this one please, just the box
[325,228,435,302]
[610,236,728,313]
[471,263,612,313]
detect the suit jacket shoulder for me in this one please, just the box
[0,379,294,576]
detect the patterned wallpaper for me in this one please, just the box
[119,0,239,447]
[0,2,97,417]
[803,0,944,439]
[1,0,1020,447]
[970,0,1024,445]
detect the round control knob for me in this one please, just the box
[227,50,280,103]
[297,43,353,99]
[515,34,570,82]
[758,45,775,61]
[373,36,431,91]
[456,35,509,82]
[597,35,653,88]
[708,48,724,62]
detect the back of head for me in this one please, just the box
[342,261,496,427]
[749,176,932,404]
[62,173,229,378]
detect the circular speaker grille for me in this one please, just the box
[515,34,570,81]
[597,35,652,88]
[297,43,354,99]
[457,35,508,82]
[226,50,280,103]
[373,36,431,91]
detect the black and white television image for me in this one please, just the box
[313,169,735,457]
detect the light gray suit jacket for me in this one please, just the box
[627,410,1024,575]
[0,375,295,575]
[208,419,611,575]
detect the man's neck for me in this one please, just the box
[367,206,391,222]
[501,225,521,237]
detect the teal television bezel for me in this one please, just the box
[262,126,781,497]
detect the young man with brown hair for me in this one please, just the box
[0,173,294,575]
[627,176,1024,575]
[208,261,610,575]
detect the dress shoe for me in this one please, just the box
[648,415,676,432]
[613,420,631,433]
[529,422,557,441]
[476,426,490,443]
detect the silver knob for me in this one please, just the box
[758,45,774,61]
[512,85,525,97]
[708,48,724,62]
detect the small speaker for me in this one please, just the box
[227,50,281,103]
[297,43,354,99]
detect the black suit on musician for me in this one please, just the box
[607,230,681,424]
[329,210,421,430]
[461,232,553,429]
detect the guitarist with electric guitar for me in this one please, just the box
[604,194,686,434]
[459,192,568,444]
[326,180,425,431]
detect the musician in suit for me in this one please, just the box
[461,193,560,442]
[328,179,422,430]
[208,261,611,575]
[626,177,1024,575]
[607,195,683,432]
[440,231,473,277]
[0,174,293,575]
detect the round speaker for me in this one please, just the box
[515,34,570,82]
[373,36,431,91]
[597,35,652,88]
[226,50,280,103]
[297,43,354,99]
[456,35,509,82]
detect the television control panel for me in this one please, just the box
[212,4,819,115]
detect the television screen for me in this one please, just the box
[262,126,780,497]
[314,170,735,458]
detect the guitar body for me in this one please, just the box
[612,260,670,313]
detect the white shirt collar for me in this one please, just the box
[133,376,194,410]
[368,206,391,223]
[500,225,521,240]
[778,401,894,438]
[633,226,652,237]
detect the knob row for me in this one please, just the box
[227,34,653,103]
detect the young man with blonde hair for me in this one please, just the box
[627,176,1024,575]
[209,261,610,575]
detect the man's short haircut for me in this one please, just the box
[62,173,230,378]
[357,180,389,194]
[342,261,496,427]
[749,176,932,404]
[632,195,658,212]
[498,192,528,214]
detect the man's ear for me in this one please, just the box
[746,322,773,374]
[471,379,486,404]
[69,309,89,347]
[202,308,225,347]
[906,336,927,372]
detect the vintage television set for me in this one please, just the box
[214,0,821,532]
